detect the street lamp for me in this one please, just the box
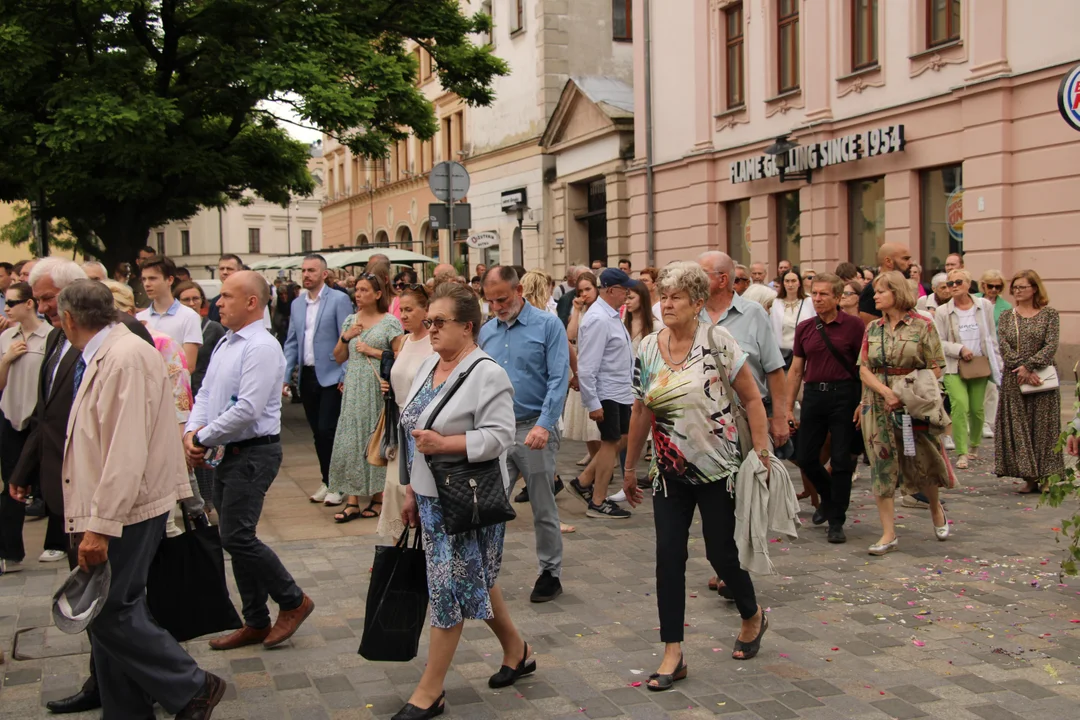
[763,134,812,184]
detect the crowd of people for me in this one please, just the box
[0,243,1073,720]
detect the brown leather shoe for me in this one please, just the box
[175,672,226,720]
[208,625,271,650]
[263,594,315,648]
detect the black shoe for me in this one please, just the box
[646,655,688,692]
[530,570,563,603]
[554,476,564,496]
[25,496,46,519]
[567,477,593,505]
[827,526,847,544]
[513,486,529,503]
[175,673,227,720]
[391,692,445,720]
[586,499,631,519]
[732,610,768,661]
[45,689,101,714]
[811,508,827,526]
[489,642,536,688]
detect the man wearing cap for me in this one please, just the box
[567,268,635,519]
[56,279,225,720]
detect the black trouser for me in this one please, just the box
[796,381,861,528]
[653,481,757,642]
[65,536,99,696]
[299,366,342,486]
[0,417,65,560]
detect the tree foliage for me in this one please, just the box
[1042,371,1080,576]
[0,0,507,268]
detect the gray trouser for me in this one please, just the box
[505,422,562,578]
[90,513,204,718]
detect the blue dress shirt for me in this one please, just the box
[700,293,785,402]
[478,301,570,431]
[577,296,635,411]
[186,320,286,445]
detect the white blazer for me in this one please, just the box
[933,296,1002,385]
[397,347,516,497]
[769,297,816,350]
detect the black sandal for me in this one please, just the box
[646,655,687,692]
[334,504,362,523]
[359,501,382,519]
[488,641,536,688]
[732,610,768,660]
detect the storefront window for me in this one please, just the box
[726,199,751,267]
[848,177,885,267]
[776,191,801,269]
[921,165,963,273]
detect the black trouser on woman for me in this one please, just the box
[1,416,65,561]
[653,480,757,642]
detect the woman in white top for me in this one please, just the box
[769,271,815,369]
[933,269,1001,469]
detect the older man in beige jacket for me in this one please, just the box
[58,280,224,720]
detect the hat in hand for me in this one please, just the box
[599,268,633,289]
[52,562,111,635]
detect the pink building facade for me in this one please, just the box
[627,0,1080,364]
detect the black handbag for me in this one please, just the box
[146,515,243,643]
[359,528,429,662]
[422,357,516,535]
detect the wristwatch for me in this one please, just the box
[191,432,207,450]
[339,334,348,344]
[758,449,771,461]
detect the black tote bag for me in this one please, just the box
[146,516,243,643]
[359,528,429,662]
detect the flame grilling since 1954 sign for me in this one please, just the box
[729,125,906,184]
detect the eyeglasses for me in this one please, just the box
[1011,284,1032,291]
[733,277,750,284]
[983,283,1003,290]
[841,291,858,297]
[946,280,965,288]
[5,298,26,308]
[422,317,462,330]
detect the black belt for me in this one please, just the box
[225,434,280,453]
[805,380,860,392]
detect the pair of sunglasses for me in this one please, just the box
[983,283,1003,290]
[946,280,966,288]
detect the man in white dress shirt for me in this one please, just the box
[184,271,313,651]
[567,268,635,519]
[135,255,202,370]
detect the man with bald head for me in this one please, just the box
[432,263,457,285]
[186,271,314,651]
[742,262,777,310]
[858,243,913,324]
[81,261,108,282]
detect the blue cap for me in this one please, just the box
[599,268,633,289]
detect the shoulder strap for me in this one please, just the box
[423,357,495,431]
[815,318,859,380]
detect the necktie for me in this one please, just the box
[43,334,66,398]
[73,357,86,395]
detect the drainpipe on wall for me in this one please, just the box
[643,0,656,267]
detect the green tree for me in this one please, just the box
[0,0,506,270]
[0,202,77,254]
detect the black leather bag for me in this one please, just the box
[422,358,516,535]
[358,528,428,662]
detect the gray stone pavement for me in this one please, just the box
[3,399,1080,720]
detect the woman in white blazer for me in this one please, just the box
[770,271,816,368]
[395,283,528,720]
[933,269,1001,469]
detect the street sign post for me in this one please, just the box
[428,161,472,262]
[428,203,472,232]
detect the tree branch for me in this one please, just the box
[128,4,163,63]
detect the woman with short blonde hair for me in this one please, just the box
[977,269,1011,324]
[521,271,552,313]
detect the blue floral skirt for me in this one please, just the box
[415,493,506,629]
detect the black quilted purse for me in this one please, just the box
[422,357,516,535]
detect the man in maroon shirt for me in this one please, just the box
[784,273,865,544]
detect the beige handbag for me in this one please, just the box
[958,355,991,380]
[889,369,951,432]
[1013,313,1059,394]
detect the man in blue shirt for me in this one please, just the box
[479,266,570,602]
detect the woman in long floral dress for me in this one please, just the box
[858,272,950,556]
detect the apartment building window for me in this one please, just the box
[481,1,495,45]
[777,0,800,93]
[442,117,452,161]
[180,230,190,256]
[852,0,878,69]
[613,0,632,41]
[301,229,313,253]
[511,0,524,34]
[420,49,433,81]
[413,48,423,85]
[776,191,800,268]
[921,165,963,271]
[454,111,465,159]
[849,177,885,267]
[725,3,745,108]
[156,231,165,255]
[927,0,961,48]
[248,228,261,254]
[726,199,751,267]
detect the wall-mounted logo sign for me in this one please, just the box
[1058,63,1080,132]
[729,125,906,184]
[501,188,528,211]
[467,231,500,249]
[946,188,964,242]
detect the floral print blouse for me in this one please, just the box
[149,329,193,424]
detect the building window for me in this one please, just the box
[613,0,632,41]
[424,224,439,264]
[776,191,801,269]
[156,231,165,255]
[726,199,751,268]
[852,0,878,70]
[442,117,452,161]
[573,179,608,266]
[180,230,190,256]
[511,0,524,34]
[927,0,961,48]
[725,4,745,108]
[848,177,885,268]
[481,1,495,45]
[248,228,261,254]
[921,165,963,272]
[454,111,465,159]
[301,229,313,253]
[777,0,799,93]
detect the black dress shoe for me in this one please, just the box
[391,692,445,720]
[46,689,101,714]
[554,476,564,496]
[530,570,562,603]
[811,508,827,526]
[513,486,529,503]
[175,672,226,720]
[489,641,536,688]
[827,526,847,544]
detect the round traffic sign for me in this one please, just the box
[429,161,471,202]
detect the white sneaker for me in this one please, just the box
[324,492,344,507]
[38,549,66,563]
[0,558,24,575]
[310,484,329,503]
[943,435,955,450]
[982,426,994,439]
[607,489,627,503]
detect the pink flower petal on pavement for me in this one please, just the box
[913,639,926,647]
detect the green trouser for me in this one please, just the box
[943,373,989,456]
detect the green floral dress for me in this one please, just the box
[859,311,949,498]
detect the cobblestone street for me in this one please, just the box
[3,399,1080,720]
